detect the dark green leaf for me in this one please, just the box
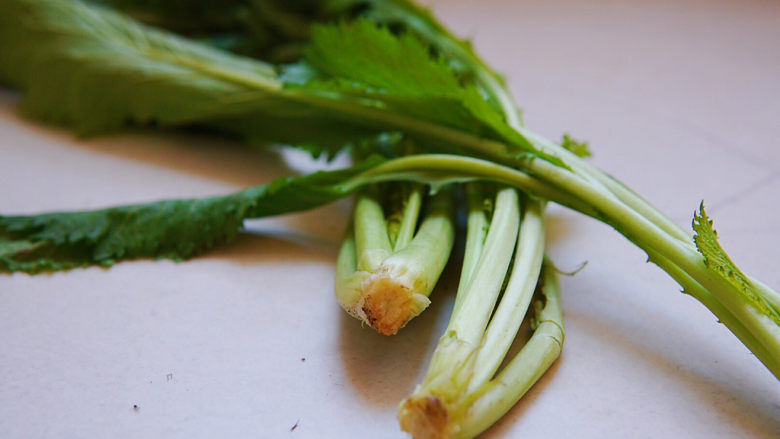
[0,157,384,273]
[303,20,536,153]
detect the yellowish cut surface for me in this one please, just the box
[360,277,429,335]
[398,395,452,439]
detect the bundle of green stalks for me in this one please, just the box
[1,1,777,438]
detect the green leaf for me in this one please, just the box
[692,203,780,325]
[0,0,281,133]
[561,134,592,158]
[95,0,515,121]
[0,157,384,274]
[0,0,382,159]
[303,20,536,154]
[1,0,563,168]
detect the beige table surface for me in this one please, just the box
[1,0,779,437]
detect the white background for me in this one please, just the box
[1,0,779,437]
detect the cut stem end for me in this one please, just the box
[358,276,431,335]
[398,395,452,439]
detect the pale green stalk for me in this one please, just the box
[354,187,393,272]
[524,159,780,367]
[399,249,562,439]
[645,248,779,373]
[398,186,554,439]
[751,277,780,313]
[354,154,780,378]
[454,262,564,439]
[451,183,492,317]
[412,187,519,408]
[517,127,693,245]
[392,184,424,251]
[335,184,455,335]
[468,197,546,392]
[446,188,520,341]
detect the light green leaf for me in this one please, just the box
[692,203,780,325]
[561,134,592,158]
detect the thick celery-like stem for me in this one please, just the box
[358,154,780,377]
[441,40,764,381]
[412,187,519,408]
[335,225,362,308]
[451,183,492,318]
[645,248,779,373]
[446,188,519,342]
[751,277,780,313]
[354,186,393,272]
[523,159,780,373]
[399,262,562,439]
[468,196,546,392]
[399,187,556,439]
[335,183,455,335]
[454,262,564,439]
[517,127,694,246]
[390,183,424,251]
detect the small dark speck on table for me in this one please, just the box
[301,357,306,362]
[290,420,299,432]
[133,404,139,412]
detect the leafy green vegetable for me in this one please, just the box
[335,184,455,335]
[0,151,576,276]
[0,0,547,163]
[399,187,553,438]
[693,204,780,325]
[303,20,535,154]
[0,157,384,273]
[0,0,279,132]
[92,0,509,90]
[0,0,389,158]
[2,0,779,436]
[561,133,592,158]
